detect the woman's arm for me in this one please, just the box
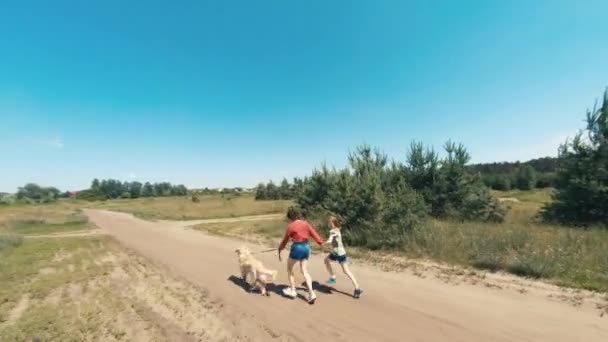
[278,228,290,261]
[308,223,324,246]
[278,227,290,251]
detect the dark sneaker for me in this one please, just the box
[354,288,363,299]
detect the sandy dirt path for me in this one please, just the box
[84,209,607,342]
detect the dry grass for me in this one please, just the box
[402,220,608,292]
[0,235,23,251]
[0,197,284,340]
[493,188,552,225]
[0,203,233,341]
[0,201,85,226]
[194,219,286,245]
[492,188,553,204]
[87,194,292,220]
[0,236,233,341]
[0,194,292,224]
[0,202,91,236]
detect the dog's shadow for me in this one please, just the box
[227,275,289,298]
[227,275,354,300]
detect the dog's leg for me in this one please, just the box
[249,273,256,293]
[258,280,269,296]
[256,277,269,296]
[242,269,254,293]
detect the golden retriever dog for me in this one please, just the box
[235,247,278,296]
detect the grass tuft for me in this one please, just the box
[0,234,23,251]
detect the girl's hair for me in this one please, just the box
[286,206,300,221]
[329,215,341,228]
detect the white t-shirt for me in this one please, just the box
[328,228,347,256]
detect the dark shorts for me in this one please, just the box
[328,253,348,264]
[289,242,310,261]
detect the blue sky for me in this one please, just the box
[1,0,607,192]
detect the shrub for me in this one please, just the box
[0,194,15,205]
[75,189,105,201]
[16,183,61,203]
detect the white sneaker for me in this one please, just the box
[308,292,317,305]
[282,288,297,298]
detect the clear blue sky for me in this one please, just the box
[1,0,607,192]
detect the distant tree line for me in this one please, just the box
[255,179,294,200]
[76,179,188,201]
[469,157,558,191]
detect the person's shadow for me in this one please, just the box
[227,275,354,300]
[309,280,354,298]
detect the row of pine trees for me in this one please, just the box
[258,141,506,248]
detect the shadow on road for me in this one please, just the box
[227,275,354,301]
[227,275,292,298]
[310,281,354,298]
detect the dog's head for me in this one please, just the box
[234,246,251,257]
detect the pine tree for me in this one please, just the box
[255,183,267,200]
[543,88,608,226]
[129,181,143,198]
[266,181,278,200]
[515,165,537,190]
[91,178,100,190]
[279,178,292,199]
[141,182,155,197]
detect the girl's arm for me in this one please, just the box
[278,227,290,251]
[308,223,324,246]
[324,231,337,245]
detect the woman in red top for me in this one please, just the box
[278,207,323,304]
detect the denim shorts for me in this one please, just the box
[328,253,348,264]
[289,242,310,261]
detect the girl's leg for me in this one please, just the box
[340,263,360,289]
[300,259,316,301]
[287,258,297,295]
[324,256,336,279]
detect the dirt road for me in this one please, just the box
[85,209,607,342]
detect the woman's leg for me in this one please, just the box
[340,263,360,289]
[324,256,335,279]
[287,258,297,294]
[300,259,316,301]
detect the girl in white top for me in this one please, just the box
[324,216,363,298]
